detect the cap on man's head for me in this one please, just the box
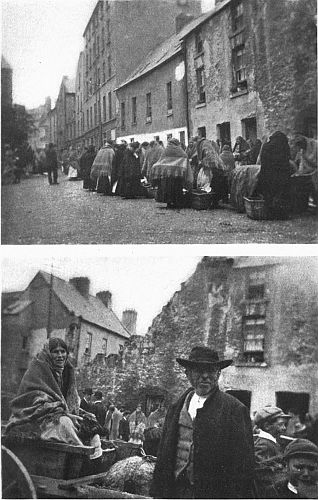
[94,390,103,400]
[83,387,93,395]
[284,439,318,461]
[254,406,291,426]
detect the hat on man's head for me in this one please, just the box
[284,439,318,461]
[83,387,93,395]
[254,406,291,426]
[94,390,103,400]
[176,346,233,370]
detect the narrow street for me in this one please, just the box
[2,174,317,244]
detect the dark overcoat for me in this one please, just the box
[150,387,255,499]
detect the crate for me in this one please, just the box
[191,191,213,210]
[244,197,267,220]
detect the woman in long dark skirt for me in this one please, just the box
[256,131,293,219]
[121,142,142,199]
[80,145,96,190]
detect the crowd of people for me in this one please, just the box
[2,132,317,218]
[65,131,317,217]
[4,338,318,498]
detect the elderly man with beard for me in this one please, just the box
[150,345,255,499]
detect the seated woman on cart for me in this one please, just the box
[5,337,102,460]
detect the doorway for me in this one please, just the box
[217,122,231,148]
[276,391,310,419]
[242,117,257,142]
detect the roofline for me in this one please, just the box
[81,317,131,339]
[180,0,231,39]
[115,48,183,92]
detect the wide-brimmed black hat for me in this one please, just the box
[176,346,233,370]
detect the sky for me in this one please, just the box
[2,0,215,109]
[1,247,200,335]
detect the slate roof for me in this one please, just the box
[233,257,280,269]
[116,0,231,90]
[38,271,130,339]
[3,300,32,315]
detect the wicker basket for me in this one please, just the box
[244,197,267,220]
[191,191,213,210]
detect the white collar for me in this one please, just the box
[258,429,277,444]
[287,482,298,494]
[188,392,208,420]
[94,400,102,403]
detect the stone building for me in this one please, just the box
[75,0,201,149]
[47,106,57,146]
[27,97,51,150]
[183,0,317,143]
[55,76,76,156]
[143,256,318,416]
[1,55,13,108]
[1,271,130,417]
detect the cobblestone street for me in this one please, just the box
[2,175,317,244]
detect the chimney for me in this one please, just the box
[175,12,195,33]
[96,290,112,308]
[69,277,90,298]
[122,309,137,335]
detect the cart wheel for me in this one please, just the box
[2,445,37,499]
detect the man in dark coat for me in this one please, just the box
[79,145,96,190]
[80,387,93,413]
[253,405,292,497]
[45,143,58,185]
[92,391,106,428]
[150,345,255,499]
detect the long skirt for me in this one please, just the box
[156,177,186,208]
[96,174,112,195]
[121,176,141,199]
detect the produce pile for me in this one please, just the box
[100,455,156,496]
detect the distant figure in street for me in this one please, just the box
[113,142,127,195]
[248,139,262,165]
[67,146,79,180]
[233,136,250,166]
[45,143,58,185]
[265,439,318,499]
[220,144,236,202]
[80,145,96,190]
[80,387,93,413]
[196,135,227,205]
[128,403,147,445]
[105,404,122,440]
[150,346,255,498]
[142,141,164,182]
[253,405,292,497]
[92,391,106,429]
[118,410,130,442]
[90,141,115,195]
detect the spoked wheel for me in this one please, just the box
[2,445,37,498]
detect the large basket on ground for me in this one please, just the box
[244,197,267,220]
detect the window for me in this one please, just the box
[108,55,112,78]
[195,30,203,53]
[132,97,137,124]
[85,332,92,356]
[108,92,112,118]
[232,0,244,32]
[97,35,100,56]
[196,67,206,104]
[90,107,93,127]
[22,336,28,350]
[179,130,185,145]
[89,49,92,68]
[198,126,206,138]
[106,19,110,44]
[167,82,172,113]
[233,47,247,86]
[146,92,152,122]
[103,62,106,82]
[94,103,97,125]
[86,109,89,129]
[247,271,266,300]
[102,28,105,49]
[121,102,126,129]
[93,42,96,59]
[102,338,108,356]
[242,317,265,363]
[97,67,100,86]
[103,95,106,121]
[167,133,173,141]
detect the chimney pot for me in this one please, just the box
[96,290,112,308]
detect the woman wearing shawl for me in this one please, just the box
[6,338,102,460]
[186,137,199,188]
[256,131,293,219]
[80,145,96,190]
[121,142,142,198]
[142,141,164,182]
[151,138,193,208]
[291,135,317,212]
[128,403,147,446]
[196,137,227,205]
[233,136,250,166]
[90,141,115,195]
[248,139,262,165]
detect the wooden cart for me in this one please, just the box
[2,434,148,499]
